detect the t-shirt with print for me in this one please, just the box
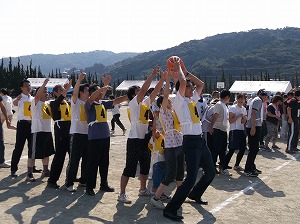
[266,104,279,125]
[173,91,202,136]
[69,99,88,135]
[31,99,52,133]
[128,96,151,139]
[287,97,300,122]
[159,107,183,148]
[85,100,114,140]
[213,102,228,132]
[17,93,34,121]
[229,104,247,131]
[246,96,263,128]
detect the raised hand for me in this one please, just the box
[64,79,73,91]
[43,77,50,86]
[78,72,86,82]
[102,75,111,86]
[151,65,160,76]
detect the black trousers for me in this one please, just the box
[111,114,125,131]
[245,126,261,172]
[48,133,70,184]
[11,120,32,172]
[65,133,88,187]
[223,130,246,168]
[86,137,110,190]
[287,121,299,150]
[211,128,227,168]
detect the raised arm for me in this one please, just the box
[13,94,22,106]
[34,78,49,104]
[72,73,86,103]
[186,72,204,96]
[173,60,186,97]
[113,95,128,106]
[161,70,172,113]
[61,80,73,98]
[87,85,112,105]
[149,71,166,104]
[137,65,160,103]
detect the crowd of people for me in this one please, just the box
[0,59,299,221]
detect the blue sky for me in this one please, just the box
[0,0,299,57]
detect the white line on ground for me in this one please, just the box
[210,153,300,214]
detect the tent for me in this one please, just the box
[229,81,292,94]
[116,80,159,91]
[27,78,73,92]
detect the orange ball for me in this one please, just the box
[166,56,184,71]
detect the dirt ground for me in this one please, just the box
[0,107,300,224]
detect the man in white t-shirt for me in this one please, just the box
[65,73,90,192]
[163,61,215,221]
[118,66,165,204]
[223,94,247,172]
[11,80,39,177]
[0,88,16,129]
[26,78,55,182]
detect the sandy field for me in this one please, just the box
[0,107,300,224]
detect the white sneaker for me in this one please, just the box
[0,162,11,168]
[221,169,232,176]
[110,130,115,135]
[138,188,153,196]
[150,196,165,210]
[118,194,132,204]
[66,185,76,192]
[123,129,127,136]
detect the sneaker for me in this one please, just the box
[138,188,153,196]
[253,168,262,174]
[11,171,18,177]
[118,194,132,204]
[259,145,265,149]
[233,166,244,171]
[110,130,115,135]
[122,129,127,136]
[244,171,258,177]
[160,193,171,201]
[66,185,76,192]
[100,185,115,192]
[262,146,272,152]
[285,149,296,154]
[220,169,232,176]
[47,182,60,189]
[26,174,36,182]
[0,162,11,168]
[150,196,165,210]
[86,188,96,196]
[272,145,280,150]
[41,170,50,178]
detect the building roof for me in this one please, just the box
[229,81,292,94]
[116,80,158,91]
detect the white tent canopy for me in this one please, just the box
[28,78,69,88]
[116,80,158,91]
[229,81,292,94]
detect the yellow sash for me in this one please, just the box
[170,110,181,131]
[155,135,165,154]
[24,101,31,117]
[188,102,200,123]
[95,104,107,122]
[80,104,87,121]
[139,104,150,124]
[42,104,52,119]
[60,104,71,121]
